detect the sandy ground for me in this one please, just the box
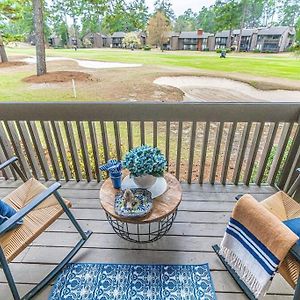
[154,76,300,102]
[22,56,142,69]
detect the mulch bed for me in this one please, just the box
[23,71,92,83]
[0,61,27,68]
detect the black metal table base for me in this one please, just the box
[106,210,178,243]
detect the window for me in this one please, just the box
[216,37,227,45]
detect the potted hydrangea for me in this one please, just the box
[123,145,167,189]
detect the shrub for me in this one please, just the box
[216,48,231,53]
[123,32,141,49]
[250,138,293,184]
[289,42,300,52]
[253,49,261,53]
[143,45,151,51]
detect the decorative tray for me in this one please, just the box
[121,176,168,198]
[114,188,153,218]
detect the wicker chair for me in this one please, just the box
[0,157,92,300]
[213,168,300,300]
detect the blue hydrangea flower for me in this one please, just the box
[123,145,167,177]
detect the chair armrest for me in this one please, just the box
[0,157,18,171]
[0,182,61,234]
[0,156,27,182]
[290,244,300,262]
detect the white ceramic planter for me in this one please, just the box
[133,175,157,189]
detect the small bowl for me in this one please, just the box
[114,188,153,218]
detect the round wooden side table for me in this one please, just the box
[100,173,182,243]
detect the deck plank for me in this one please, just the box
[0,181,291,299]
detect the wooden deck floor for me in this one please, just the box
[0,181,294,300]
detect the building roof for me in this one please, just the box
[178,31,214,39]
[112,32,126,38]
[215,30,231,38]
[179,31,198,39]
[202,32,214,38]
[258,26,294,36]
[82,32,109,39]
[232,29,258,36]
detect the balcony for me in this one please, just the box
[183,39,198,45]
[0,102,299,299]
[264,39,280,44]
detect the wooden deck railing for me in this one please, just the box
[0,102,299,190]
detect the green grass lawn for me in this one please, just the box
[7,47,300,80]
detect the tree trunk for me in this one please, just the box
[227,28,232,48]
[0,35,8,63]
[33,0,47,76]
[73,16,79,47]
[64,14,71,48]
[237,1,247,52]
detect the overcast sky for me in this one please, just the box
[144,0,216,16]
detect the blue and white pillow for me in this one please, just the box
[0,200,23,232]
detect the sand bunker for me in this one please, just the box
[22,56,142,69]
[154,76,300,102]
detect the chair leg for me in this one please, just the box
[22,230,92,300]
[54,191,90,240]
[212,244,257,300]
[21,192,93,299]
[0,247,21,300]
[294,274,300,300]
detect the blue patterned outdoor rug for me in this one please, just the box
[49,263,216,300]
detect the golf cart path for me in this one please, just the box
[21,56,142,69]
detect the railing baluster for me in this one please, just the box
[51,121,71,181]
[187,122,197,184]
[64,121,82,182]
[255,122,279,185]
[100,121,110,163]
[113,121,122,160]
[0,122,18,180]
[210,122,224,184]
[153,121,158,148]
[89,121,101,182]
[27,121,51,181]
[16,121,41,179]
[76,121,93,182]
[41,121,62,181]
[278,124,300,189]
[127,121,133,150]
[199,122,210,184]
[221,122,236,185]
[232,122,252,185]
[4,121,31,179]
[267,123,293,186]
[0,146,11,179]
[175,121,183,180]
[243,122,265,186]
[165,121,170,171]
[140,121,145,145]
[284,145,300,192]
